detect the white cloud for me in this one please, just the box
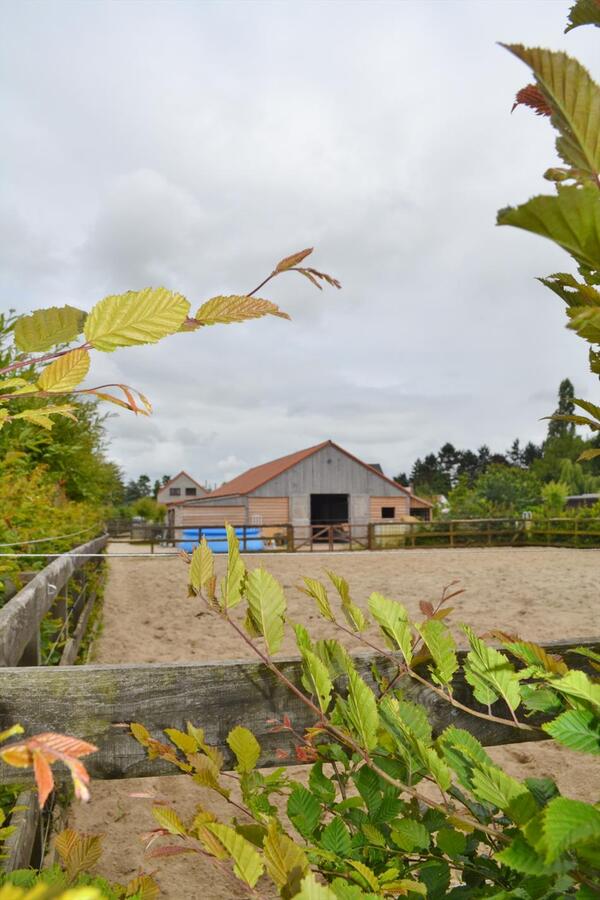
[1,0,598,483]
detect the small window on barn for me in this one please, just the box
[185,487,197,496]
[381,506,395,519]
[170,487,181,496]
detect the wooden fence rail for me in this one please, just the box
[0,535,108,871]
[0,638,597,786]
[107,519,600,553]
[0,534,108,667]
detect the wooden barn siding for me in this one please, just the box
[248,497,289,524]
[180,505,246,527]
[370,496,410,521]
[251,445,409,498]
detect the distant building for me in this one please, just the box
[168,440,432,529]
[565,493,600,509]
[157,471,209,505]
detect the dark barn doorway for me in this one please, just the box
[310,494,349,525]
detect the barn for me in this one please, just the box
[168,440,432,532]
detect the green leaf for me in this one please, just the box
[471,765,537,824]
[288,786,322,838]
[38,348,90,393]
[327,571,367,632]
[301,649,333,713]
[417,860,450,898]
[542,796,600,862]
[152,806,187,836]
[320,818,352,857]
[502,46,600,182]
[436,828,466,858]
[14,305,87,352]
[438,726,495,791]
[565,0,600,32]
[463,625,521,711]
[194,294,289,325]
[189,537,214,593]
[262,820,309,891]
[497,186,600,271]
[501,639,568,675]
[309,762,336,803]
[84,287,189,351]
[220,523,246,609]
[391,818,430,852]
[543,707,600,754]
[245,567,286,655]
[314,638,355,679]
[205,823,265,887]
[418,619,458,688]
[367,593,412,665]
[551,669,600,708]
[524,777,560,809]
[352,766,382,817]
[301,577,335,621]
[343,669,379,751]
[394,698,432,746]
[495,832,564,876]
[520,684,563,714]
[227,726,261,773]
[293,622,313,654]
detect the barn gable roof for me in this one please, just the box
[207,440,432,507]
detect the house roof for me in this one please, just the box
[204,440,433,507]
[159,471,208,497]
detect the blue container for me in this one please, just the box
[178,526,264,554]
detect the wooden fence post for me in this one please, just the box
[449,520,455,549]
[368,523,374,550]
[286,525,294,552]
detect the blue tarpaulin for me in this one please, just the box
[178,527,264,553]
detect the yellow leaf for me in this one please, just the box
[152,805,187,836]
[227,726,261,773]
[38,349,90,393]
[274,247,313,272]
[194,295,290,326]
[84,288,189,351]
[205,823,265,887]
[263,820,309,889]
[14,305,87,352]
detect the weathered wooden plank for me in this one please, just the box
[0,791,40,873]
[59,591,96,666]
[0,639,596,783]
[0,535,107,667]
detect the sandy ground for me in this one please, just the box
[68,545,600,898]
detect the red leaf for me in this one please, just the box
[512,84,552,116]
[33,752,54,808]
[419,600,434,617]
[148,845,197,859]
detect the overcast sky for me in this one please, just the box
[1,0,598,485]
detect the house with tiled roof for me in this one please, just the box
[156,471,209,506]
[169,440,432,530]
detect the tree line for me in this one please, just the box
[396,380,600,516]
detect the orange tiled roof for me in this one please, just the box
[209,441,330,497]
[208,440,432,507]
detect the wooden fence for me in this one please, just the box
[0,540,597,872]
[0,534,108,871]
[109,518,600,553]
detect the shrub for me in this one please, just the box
[129,527,600,898]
